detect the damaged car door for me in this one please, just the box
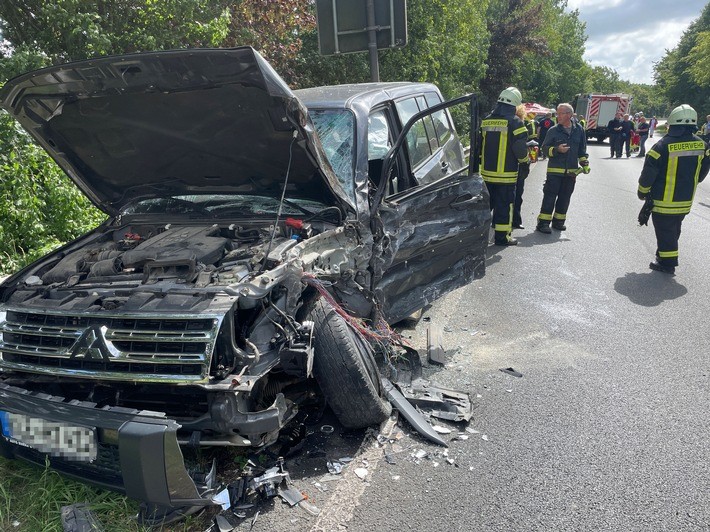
[370,95,490,323]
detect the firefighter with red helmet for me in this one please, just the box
[480,87,530,246]
[637,104,710,274]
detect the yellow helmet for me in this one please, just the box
[667,104,697,126]
[498,87,522,107]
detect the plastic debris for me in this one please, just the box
[392,475,401,480]
[249,511,259,531]
[414,449,428,459]
[500,367,523,378]
[384,453,396,465]
[432,425,452,434]
[338,456,354,463]
[354,468,368,480]
[454,434,469,441]
[432,461,439,467]
[278,487,306,507]
[446,458,455,465]
[60,503,104,532]
[326,460,344,475]
[481,434,489,441]
[212,488,231,510]
[215,514,236,532]
[298,499,321,516]
[465,427,480,434]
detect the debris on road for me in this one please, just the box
[500,367,523,378]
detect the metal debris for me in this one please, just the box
[500,367,523,378]
[427,325,447,365]
[278,487,306,507]
[320,425,335,434]
[60,503,104,532]
[214,514,235,532]
[381,378,448,446]
[327,460,344,475]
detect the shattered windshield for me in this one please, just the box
[122,194,329,217]
[309,109,356,203]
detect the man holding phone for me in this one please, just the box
[536,103,590,233]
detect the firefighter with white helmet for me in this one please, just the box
[637,104,710,274]
[480,87,529,245]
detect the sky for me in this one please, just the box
[566,0,708,84]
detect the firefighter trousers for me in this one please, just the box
[513,163,530,227]
[487,182,515,242]
[651,212,684,268]
[537,174,576,226]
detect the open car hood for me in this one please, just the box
[0,47,350,215]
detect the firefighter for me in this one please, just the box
[481,87,530,245]
[512,107,538,229]
[637,104,710,274]
[536,103,590,234]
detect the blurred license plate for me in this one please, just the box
[0,411,96,462]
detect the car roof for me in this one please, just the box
[294,82,441,110]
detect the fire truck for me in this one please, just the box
[573,93,632,143]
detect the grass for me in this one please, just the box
[0,457,214,531]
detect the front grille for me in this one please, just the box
[0,310,220,381]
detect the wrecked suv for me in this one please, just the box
[0,47,490,518]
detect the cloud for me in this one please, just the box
[567,0,708,83]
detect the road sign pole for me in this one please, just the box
[366,0,380,82]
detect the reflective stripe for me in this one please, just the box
[654,200,692,208]
[482,175,517,184]
[513,126,528,136]
[638,185,651,193]
[483,125,508,132]
[648,150,661,160]
[497,131,507,173]
[547,146,555,157]
[652,205,691,214]
[658,250,679,258]
[538,213,552,221]
[663,155,677,203]
[548,167,567,174]
[669,150,705,157]
[517,156,529,163]
[553,213,566,220]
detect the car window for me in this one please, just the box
[368,110,391,159]
[424,92,454,145]
[396,97,432,168]
[309,109,356,203]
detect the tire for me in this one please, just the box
[307,298,392,428]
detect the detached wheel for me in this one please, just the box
[307,298,392,428]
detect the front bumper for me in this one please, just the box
[0,382,215,519]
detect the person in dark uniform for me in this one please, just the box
[536,103,590,233]
[637,104,710,274]
[636,116,650,157]
[621,113,635,157]
[480,87,530,246]
[607,112,623,158]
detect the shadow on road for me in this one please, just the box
[613,271,688,306]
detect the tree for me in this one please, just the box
[654,2,710,114]
[479,0,548,109]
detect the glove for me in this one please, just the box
[638,197,653,226]
[579,160,590,174]
[637,190,648,200]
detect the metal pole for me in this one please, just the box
[366,0,380,82]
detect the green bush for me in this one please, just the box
[0,111,106,274]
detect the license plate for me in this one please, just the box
[0,411,97,462]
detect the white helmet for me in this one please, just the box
[498,87,522,107]
[667,104,697,126]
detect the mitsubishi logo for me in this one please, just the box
[69,326,115,361]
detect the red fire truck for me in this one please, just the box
[573,93,632,143]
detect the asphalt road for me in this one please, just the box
[248,138,710,532]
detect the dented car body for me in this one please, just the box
[0,47,490,518]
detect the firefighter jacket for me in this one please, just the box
[541,121,589,176]
[638,127,710,215]
[480,103,529,184]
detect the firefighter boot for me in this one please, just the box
[649,261,675,275]
[536,222,551,234]
[551,221,567,231]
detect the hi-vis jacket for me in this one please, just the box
[638,129,710,215]
[541,121,588,176]
[480,105,529,184]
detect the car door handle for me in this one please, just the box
[450,194,482,210]
[441,161,449,172]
